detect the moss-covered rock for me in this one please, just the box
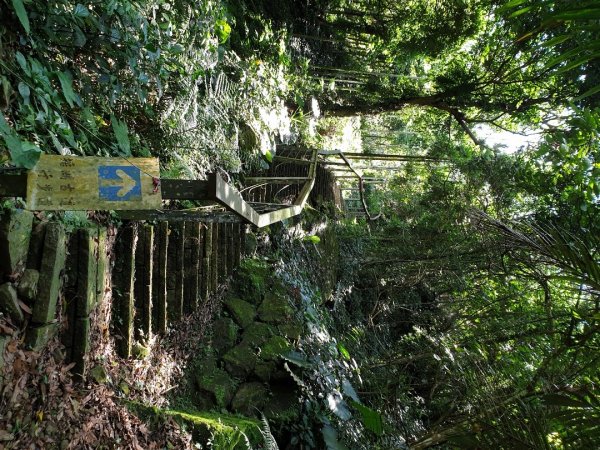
[231,382,269,415]
[241,321,276,347]
[254,359,277,381]
[258,290,294,324]
[278,323,304,340]
[0,282,23,324]
[244,232,258,257]
[233,259,269,305]
[196,365,238,409]
[223,343,257,378]
[0,208,33,274]
[126,402,262,449]
[212,317,239,355]
[260,335,292,361]
[224,297,256,329]
[17,268,39,301]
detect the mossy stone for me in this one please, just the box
[17,269,39,301]
[233,259,269,305]
[223,343,257,378]
[196,366,238,409]
[231,382,269,415]
[260,335,291,361]
[0,282,23,324]
[0,208,33,274]
[278,323,303,340]
[254,360,277,381]
[26,323,58,352]
[241,322,276,347]
[258,290,294,324]
[212,317,239,355]
[224,297,255,329]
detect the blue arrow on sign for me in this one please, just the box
[98,166,142,201]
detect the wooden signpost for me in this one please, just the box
[26,155,162,210]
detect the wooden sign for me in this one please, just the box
[26,155,162,210]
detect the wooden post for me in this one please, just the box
[112,224,137,358]
[232,223,241,269]
[201,224,212,302]
[152,221,168,334]
[134,224,153,340]
[183,222,201,314]
[218,223,228,281]
[211,223,219,291]
[226,223,235,276]
[166,222,184,323]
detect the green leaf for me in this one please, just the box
[542,35,572,48]
[111,115,131,156]
[554,53,600,75]
[508,6,533,18]
[56,71,79,108]
[322,425,349,450]
[17,82,30,102]
[73,4,90,17]
[543,394,589,408]
[337,342,350,360]
[14,141,42,169]
[264,149,273,163]
[215,19,231,43]
[575,84,600,101]
[11,0,30,34]
[303,235,321,244]
[350,400,383,436]
[282,351,313,368]
[552,8,600,21]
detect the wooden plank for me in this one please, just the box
[183,222,201,314]
[218,223,228,282]
[26,155,161,210]
[152,221,168,334]
[245,176,309,183]
[134,224,153,339]
[161,179,210,200]
[116,210,243,223]
[273,156,312,165]
[232,223,241,269]
[201,224,212,302]
[166,222,184,323]
[226,223,235,276]
[112,224,137,358]
[210,223,219,292]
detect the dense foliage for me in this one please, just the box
[1,0,599,449]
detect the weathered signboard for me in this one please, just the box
[26,155,162,210]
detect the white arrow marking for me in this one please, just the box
[116,169,137,197]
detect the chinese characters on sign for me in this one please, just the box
[26,155,162,210]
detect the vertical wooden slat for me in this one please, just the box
[218,223,228,282]
[232,223,242,269]
[210,223,219,292]
[166,222,184,323]
[134,224,153,340]
[201,223,212,302]
[112,224,137,358]
[152,221,169,334]
[183,222,200,314]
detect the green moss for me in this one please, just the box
[233,258,270,305]
[224,297,256,329]
[223,343,257,378]
[260,335,291,361]
[196,366,238,409]
[125,401,262,449]
[258,290,294,324]
[241,321,276,347]
[212,317,240,355]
